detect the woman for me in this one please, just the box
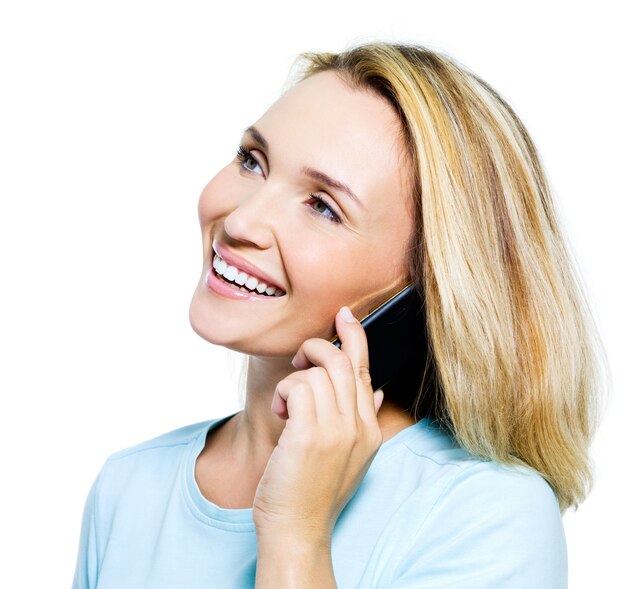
[72,41,606,588]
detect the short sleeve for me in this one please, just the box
[71,473,101,589]
[389,463,568,589]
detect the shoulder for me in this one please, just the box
[431,458,564,541]
[388,420,567,587]
[400,418,560,510]
[92,417,223,502]
[402,418,562,529]
[106,419,212,462]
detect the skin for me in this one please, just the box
[188,70,418,513]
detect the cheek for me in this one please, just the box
[197,168,234,225]
[287,242,357,288]
[286,247,383,317]
[292,239,409,324]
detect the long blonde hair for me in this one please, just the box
[283,41,609,512]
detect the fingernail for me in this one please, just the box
[340,306,357,323]
[374,390,384,414]
[291,355,305,369]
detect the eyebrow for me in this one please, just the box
[242,125,365,211]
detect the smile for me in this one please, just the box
[212,252,286,297]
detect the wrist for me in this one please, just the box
[256,533,334,588]
[256,528,332,556]
[255,517,333,547]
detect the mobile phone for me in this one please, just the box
[329,282,428,392]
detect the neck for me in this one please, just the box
[220,355,418,472]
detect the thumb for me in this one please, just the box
[373,389,384,415]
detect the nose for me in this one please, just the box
[222,182,282,249]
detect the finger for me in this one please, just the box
[302,366,340,426]
[333,306,379,426]
[272,373,317,424]
[291,337,357,420]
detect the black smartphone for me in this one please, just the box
[329,282,428,392]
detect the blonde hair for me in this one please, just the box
[284,41,609,512]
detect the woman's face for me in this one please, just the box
[189,70,415,357]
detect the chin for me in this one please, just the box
[188,286,288,357]
[188,288,237,347]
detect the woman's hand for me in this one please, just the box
[252,305,385,544]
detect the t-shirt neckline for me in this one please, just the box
[182,411,433,531]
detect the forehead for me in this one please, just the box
[252,71,412,219]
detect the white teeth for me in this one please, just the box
[212,252,285,297]
[224,266,239,281]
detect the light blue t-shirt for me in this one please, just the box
[72,412,567,588]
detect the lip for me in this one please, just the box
[212,239,286,292]
[205,266,283,301]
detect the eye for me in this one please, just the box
[235,145,263,175]
[234,144,342,225]
[306,194,342,224]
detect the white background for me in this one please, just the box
[1,1,623,586]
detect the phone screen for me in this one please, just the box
[329,283,428,392]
